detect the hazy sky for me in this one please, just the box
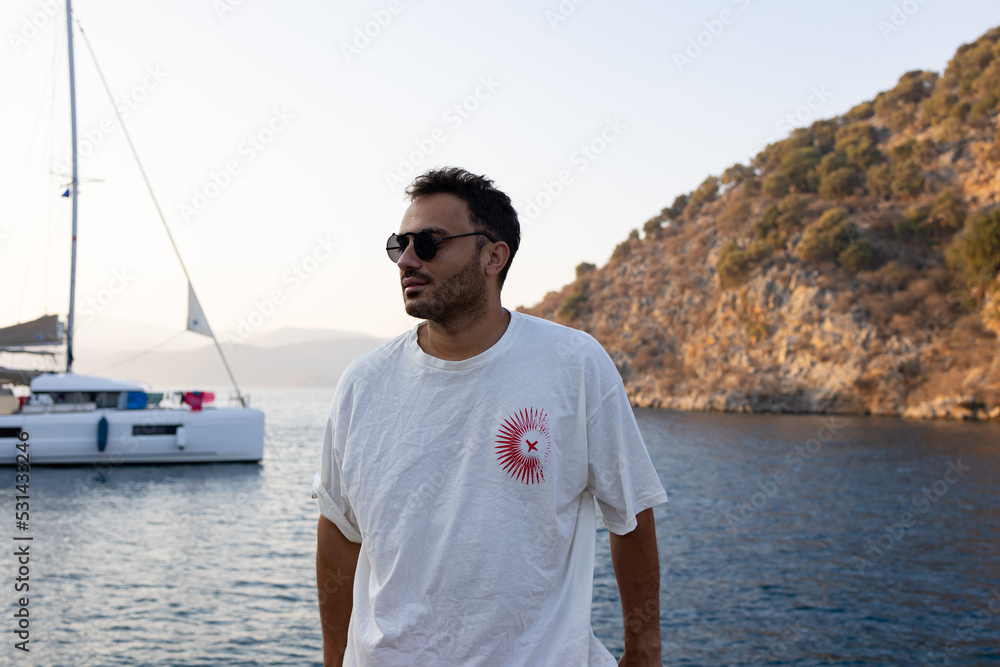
[1,0,997,349]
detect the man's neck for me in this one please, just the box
[418,305,511,361]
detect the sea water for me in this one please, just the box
[2,388,998,666]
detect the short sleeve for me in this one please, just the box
[586,383,667,535]
[313,412,362,544]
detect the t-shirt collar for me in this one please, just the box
[407,309,521,371]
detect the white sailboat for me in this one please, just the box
[0,1,264,465]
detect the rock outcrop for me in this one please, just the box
[523,27,1000,421]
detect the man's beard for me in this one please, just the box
[403,252,488,329]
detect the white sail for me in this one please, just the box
[186,283,213,337]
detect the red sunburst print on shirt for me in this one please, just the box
[495,407,551,484]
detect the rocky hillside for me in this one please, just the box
[523,27,1000,420]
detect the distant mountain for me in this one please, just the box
[74,327,386,389]
[248,327,382,348]
[73,318,209,352]
[523,27,1000,421]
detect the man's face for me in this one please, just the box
[396,193,489,325]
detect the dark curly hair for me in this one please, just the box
[406,167,520,288]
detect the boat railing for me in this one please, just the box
[21,402,98,414]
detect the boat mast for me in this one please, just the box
[65,0,79,373]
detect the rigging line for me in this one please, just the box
[87,330,186,374]
[72,15,247,407]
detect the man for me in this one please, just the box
[314,167,666,666]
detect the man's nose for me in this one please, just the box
[396,240,422,270]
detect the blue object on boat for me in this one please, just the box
[125,392,147,410]
[97,416,108,451]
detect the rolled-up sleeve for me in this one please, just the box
[313,413,362,544]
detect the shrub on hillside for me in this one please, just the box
[717,240,773,289]
[946,208,1000,287]
[922,91,961,125]
[782,146,822,192]
[969,93,999,120]
[887,109,917,132]
[716,197,752,238]
[754,205,779,240]
[950,102,971,123]
[610,239,632,263]
[762,171,790,198]
[834,123,883,170]
[918,30,999,127]
[753,198,805,242]
[844,101,875,122]
[929,188,967,233]
[722,163,755,187]
[810,119,838,154]
[879,260,913,290]
[557,290,588,320]
[752,142,782,175]
[873,70,938,117]
[687,177,720,216]
[940,27,1000,97]
[663,193,688,220]
[819,166,861,200]
[839,239,881,272]
[643,217,664,239]
[890,159,925,199]
[798,208,854,263]
[815,152,846,179]
[889,138,938,166]
[939,116,966,143]
[894,207,931,245]
[557,270,594,320]
[777,194,808,231]
[866,164,892,198]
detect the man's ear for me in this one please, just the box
[484,241,510,280]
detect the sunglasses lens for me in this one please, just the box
[414,231,437,261]
[386,231,439,262]
[386,233,408,262]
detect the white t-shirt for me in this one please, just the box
[314,311,666,666]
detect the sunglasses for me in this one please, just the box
[386,230,496,262]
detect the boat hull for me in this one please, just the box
[0,407,264,465]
